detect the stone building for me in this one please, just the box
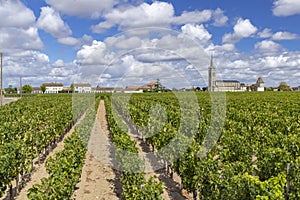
[208,56,242,92]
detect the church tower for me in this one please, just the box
[208,55,216,92]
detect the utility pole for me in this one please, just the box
[0,52,3,106]
[20,76,22,98]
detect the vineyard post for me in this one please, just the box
[286,163,290,200]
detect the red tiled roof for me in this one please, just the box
[139,85,151,89]
[147,81,156,86]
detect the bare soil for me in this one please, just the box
[71,100,121,200]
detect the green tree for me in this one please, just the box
[4,87,17,94]
[266,87,273,91]
[22,84,32,93]
[153,78,162,92]
[40,84,46,93]
[70,83,74,93]
[278,82,290,91]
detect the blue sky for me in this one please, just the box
[1,0,300,88]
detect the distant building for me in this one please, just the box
[93,87,123,93]
[208,56,265,92]
[256,77,265,91]
[124,80,163,93]
[31,87,43,94]
[124,86,144,93]
[291,86,300,91]
[43,82,63,93]
[63,87,72,93]
[208,55,216,92]
[208,56,242,92]
[73,83,92,93]
[215,80,241,92]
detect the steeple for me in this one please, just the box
[208,54,216,92]
[210,54,214,68]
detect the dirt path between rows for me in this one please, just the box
[112,102,193,200]
[128,130,192,200]
[13,114,86,200]
[71,100,121,200]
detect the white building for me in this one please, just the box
[215,80,241,92]
[93,87,123,93]
[73,83,92,93]
[43,82,63,94]
[124,86,144,93]
[256,77,265,91]
[31,87,43,94]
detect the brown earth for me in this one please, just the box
[71,100,121,200]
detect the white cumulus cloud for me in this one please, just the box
[255,40,283,55]
[45,0,117,18]
[234,18,257,38]
[92,1,227,33]
[213,8,228,26]
[272,31,299,40]
[173,10,212,25]
[57,35,93,47]
[58,37,79,46]
[92,1,174,32]
[0,27,43,52]
[222,18,257,44]
[0,0,35,28]
[76,40,114,65]
[0,0,43,53]
[181,24,212,45]
[258,28,273,38]
[273,0,300,16]
[37,6,72,38]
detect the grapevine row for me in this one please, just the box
[0,94,89,198]
[27,95,100,199]
[112,92,300,199]
[104,96,164,199]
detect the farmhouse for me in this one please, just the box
[93,87,123,93]
[124,86,144,93]
[124,81,162,93]
[31,87,43,94]
[73,83,92,93]
[43,82,63,94]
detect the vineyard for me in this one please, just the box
[0,92,299,199]
[0,94,94,199]
[108,91,300,199]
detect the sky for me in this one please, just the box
[1,0,300,88]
